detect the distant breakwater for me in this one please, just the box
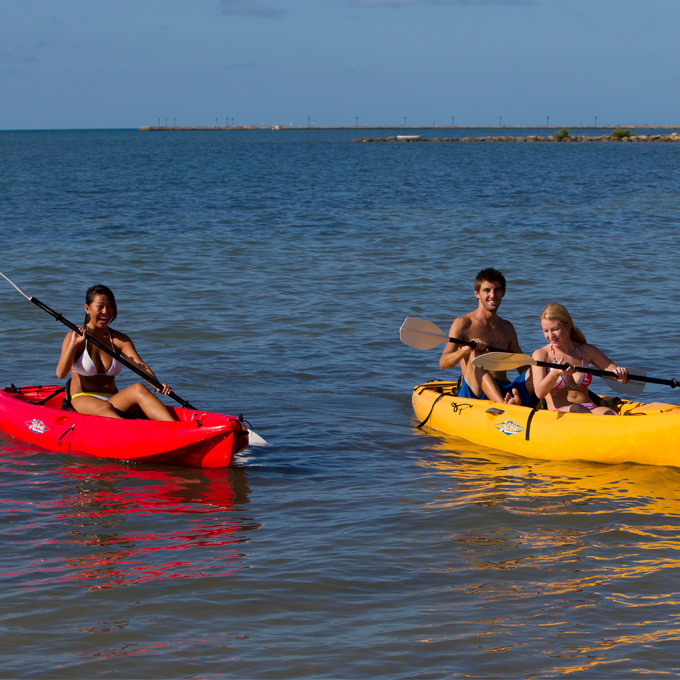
[355,133,680,143]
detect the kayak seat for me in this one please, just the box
[61,379,76,412]
[17,385,66,406]
[589,391,624,412]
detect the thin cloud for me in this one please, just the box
[0,51,38,65]
[219,0,288,18]
[225,62,259,69]
[349,0,532,6]
[0,51,37,77]
[350,0,413,5]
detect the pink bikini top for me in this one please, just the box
[72,330,122,377]
[550,343,592,390]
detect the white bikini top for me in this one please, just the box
[72,330,122,377]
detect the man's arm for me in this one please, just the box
[439,317,474,370]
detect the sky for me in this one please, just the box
[1,0,678,130]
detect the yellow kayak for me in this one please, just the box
[412,380,680,468]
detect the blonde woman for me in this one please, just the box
[533,303,628,415]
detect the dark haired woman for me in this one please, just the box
[56,285,176,420]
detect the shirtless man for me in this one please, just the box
[439,268,534,405]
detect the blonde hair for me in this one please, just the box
[540,303,587,344]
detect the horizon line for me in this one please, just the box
[3,123,680,133]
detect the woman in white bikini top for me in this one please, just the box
[56,284,176,421]
[72,329,123,378]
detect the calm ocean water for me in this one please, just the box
[2,128,680,679]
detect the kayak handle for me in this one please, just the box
[486,407,505,416]
[58,424,75,446]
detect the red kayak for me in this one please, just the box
[0,385,250,468]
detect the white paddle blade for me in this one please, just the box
[0,272,31,300]
[399,317,448,350]
[248,429,268,446]
[473,352,535,371]
[601,368,647,396]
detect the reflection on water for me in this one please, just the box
[418,431,680,517]
[59,461,251,515]
[409,432,680,677]
[0,451,257,591]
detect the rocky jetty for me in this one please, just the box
[355,133,680,143]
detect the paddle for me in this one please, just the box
[400,317,650,396]
[399,317,512,354]
[473,351,678,393]
[1,273,267,444]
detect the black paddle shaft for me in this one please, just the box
[451,336,512,355]
[31,296,198,409]
[533,357,679,389]
[462,334,680,389]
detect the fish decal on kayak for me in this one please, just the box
[495,420,523,436]
[26,419,49,434]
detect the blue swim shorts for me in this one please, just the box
[458,371,534,407]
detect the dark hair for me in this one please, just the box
[474,268,506,294]
[84,285,117,325]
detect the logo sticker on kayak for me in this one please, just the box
[26,419,48,434]
[496,420,523,436]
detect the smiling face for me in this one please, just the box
[474,279,504,312]
[85,294,115,330]
[541,317,571,347]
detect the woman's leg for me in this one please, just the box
[557,404,590,413]
[557,404,616,415]
[108,383,177,421]
[591,406,617,415]
[72,395,123,418]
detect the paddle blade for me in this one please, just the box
[400,317,448,350]
[0,272,31,300]
[247,429,268,446]
[600,368,647,396]
[473,352,535,371]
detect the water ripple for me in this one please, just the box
[2,130,680,678]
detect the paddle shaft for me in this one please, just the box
[447,338,655,386]
[403,317,680,391]
[532,356,679,389]
[446,336,512,355]
[30,295,198,409]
